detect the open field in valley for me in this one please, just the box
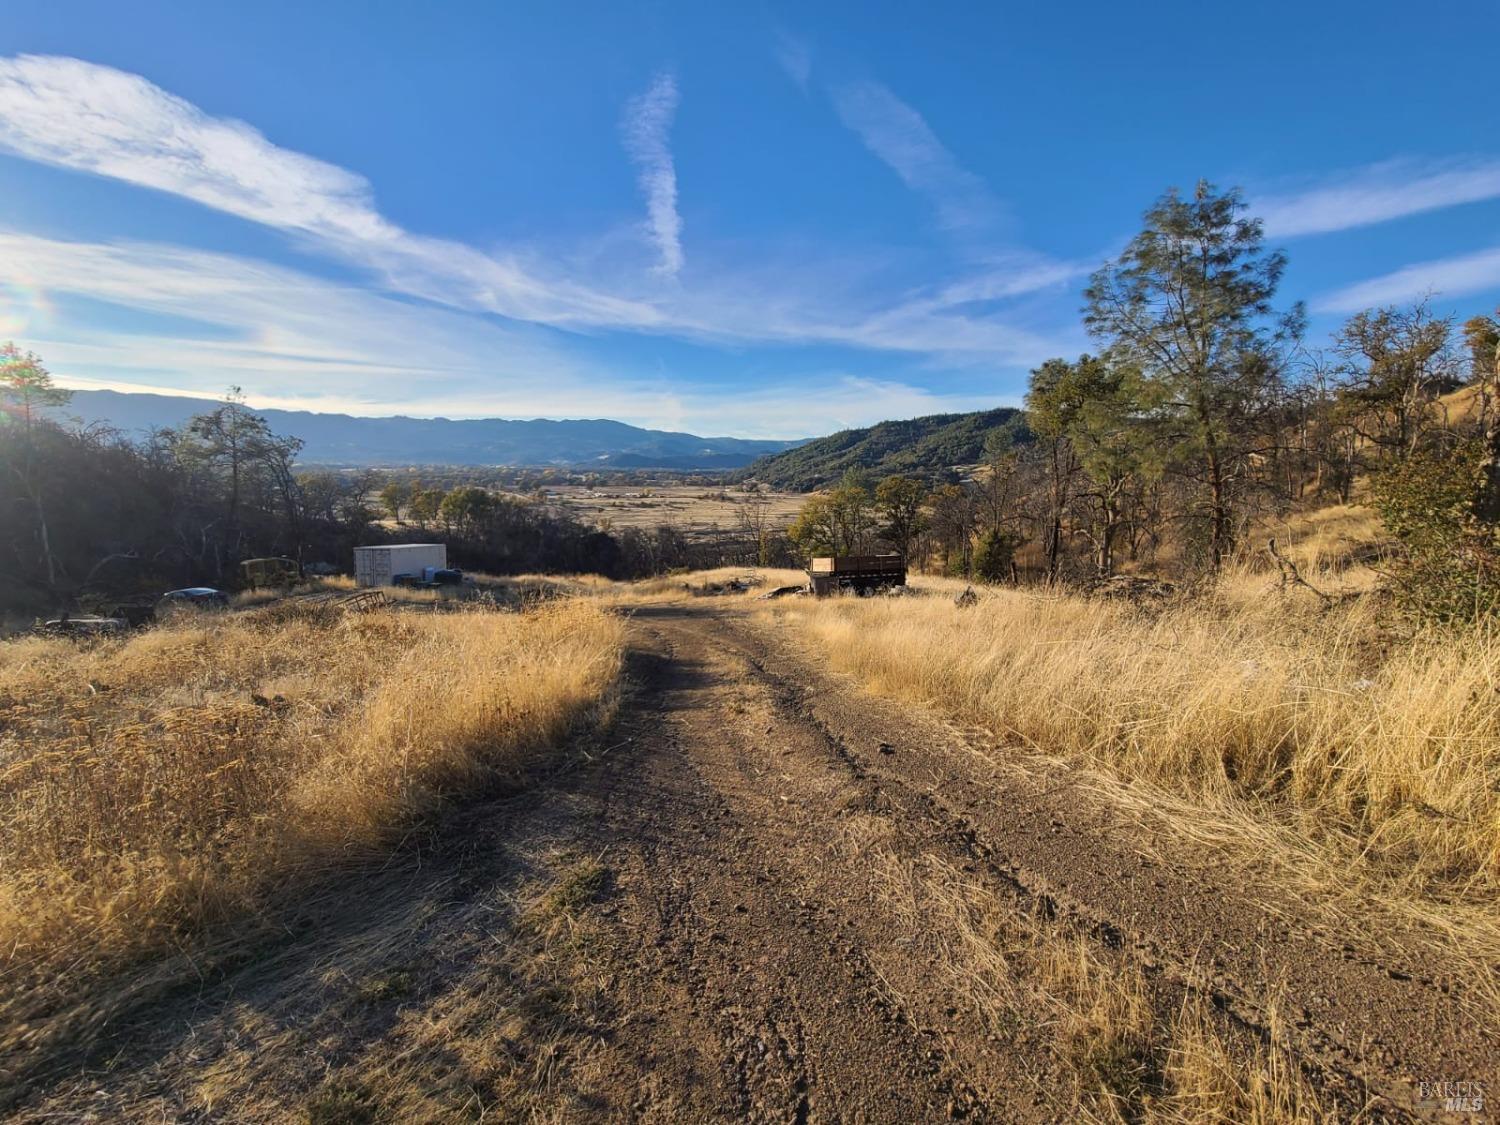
[541,484,806,539]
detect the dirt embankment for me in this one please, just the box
[9,601,1493,1121]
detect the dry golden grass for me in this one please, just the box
[1439,382,1484,427]
[1159,997,1338,1125]
[0,599,624,1056]
[72,848,624,1123]
[769,578,1500,905]
[232,572,598,612]
[233,573,450,607]
[1252,503,1391,582]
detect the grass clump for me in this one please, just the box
[355,969,414,1005]
[542,861,612,917]
[304,1079,376,1125]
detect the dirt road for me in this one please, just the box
[14,601,1495,1121]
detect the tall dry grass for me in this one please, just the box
[0,599,623,1057]
[769,578,1500,907]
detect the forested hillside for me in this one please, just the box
[738,407,1030,491]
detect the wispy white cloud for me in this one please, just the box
[0,229,1030,435]
[0,54,660,329]
[1256,157,1500,239]
[0,53,1046,354]
[0,55,387,241]
[1314,244,1500,313]
[0,54,1082,418]
[903,256,1088,315]
[772,30,812,91]
[831,80,999,233]
[20,48,1500,423]
[0,228,602,395]
[658,247,1081,366]
[621,72,684,278]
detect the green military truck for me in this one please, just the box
[240,557,302,590]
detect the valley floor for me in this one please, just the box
[10,599,1493,1121]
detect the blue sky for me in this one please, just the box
[0,1,1497,437]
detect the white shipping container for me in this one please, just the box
[353,543,448,587]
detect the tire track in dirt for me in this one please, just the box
[572,632,1012,1121]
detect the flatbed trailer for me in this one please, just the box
[807,554,906,596]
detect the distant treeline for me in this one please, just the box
[0,375,763,617]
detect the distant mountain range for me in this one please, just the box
[738,407,1032,491]
[53,390,805,469]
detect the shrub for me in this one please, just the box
[972,528,1023,583]
[1374,439,1500,622]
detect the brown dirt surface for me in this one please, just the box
[8,600,1494,1122]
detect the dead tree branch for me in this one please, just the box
[1267,537,1332,607]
